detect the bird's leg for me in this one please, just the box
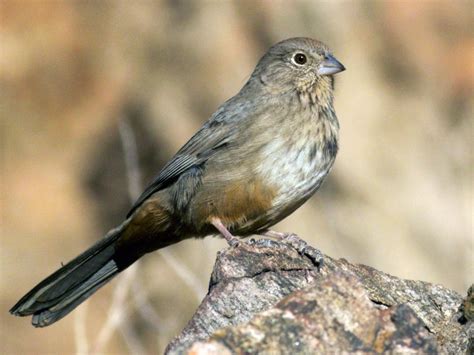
[262,230,324,268]
[210,218,240,247]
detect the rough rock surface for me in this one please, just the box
[165,237,472,354]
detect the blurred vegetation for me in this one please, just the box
[1,1,472,354]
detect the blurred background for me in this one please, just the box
[1,0,472,354]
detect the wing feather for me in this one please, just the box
[126,117,237,217]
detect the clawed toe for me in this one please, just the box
[300,245,324,268]
[227,237,240,247]
[263,231,324,268]
[282,233,324,268]
[252,238,280,248]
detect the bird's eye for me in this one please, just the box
[292,53,307,65]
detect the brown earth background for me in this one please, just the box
[1,1,472,354]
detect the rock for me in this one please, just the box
[165,237,471,354]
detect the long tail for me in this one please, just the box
[10,223,135,327]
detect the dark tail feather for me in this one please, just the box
[10,223,133,327]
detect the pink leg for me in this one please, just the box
[210,218,240,247]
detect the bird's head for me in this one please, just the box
[250,37,345,101]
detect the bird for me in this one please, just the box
[10,37,345,327]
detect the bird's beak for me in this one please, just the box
[317,54,345,76]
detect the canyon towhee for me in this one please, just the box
[11,37,345,326]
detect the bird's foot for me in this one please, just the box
[262,230,324,268]
[245,237,279,248]
[211,218,240,247]
[225,235,240,247]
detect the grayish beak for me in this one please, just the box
[317,54,345,76]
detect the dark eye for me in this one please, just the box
[293,53,307,65]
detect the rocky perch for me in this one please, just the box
[166,237,472,354]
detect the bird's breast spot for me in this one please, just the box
[257,142,330,208]
[259,143,323,183]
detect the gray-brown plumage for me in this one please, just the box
[10,37,345,327]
